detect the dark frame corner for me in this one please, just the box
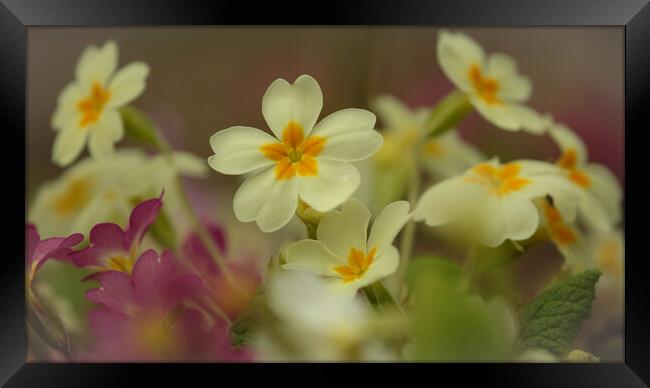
[2,0,649,386]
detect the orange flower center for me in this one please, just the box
[334,246,377,283]
[260,121,326,180]
[468,64,502,105]
[77,82,111,127]
[465,162,530,196]
[52,176,93,216]
[542,201,578,247]
[556,149,591,188]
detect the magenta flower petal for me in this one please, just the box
[90,223,128,250]
[26,224,40,269]
[181,221,227,276]
[67,196,162,272]
[88,308,131,338]
[85,270,137,314]
[26,223,83,277]
[124,196,162,248]
[70,223,128,267]
[131,249,175,309]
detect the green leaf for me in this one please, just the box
[517,269,601,356]
[120,105,160,147]
[406,257,516,361]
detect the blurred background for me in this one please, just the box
[26,27,624,361]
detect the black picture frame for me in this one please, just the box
[2,0,649,386]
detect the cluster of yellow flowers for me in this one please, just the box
[29,30,622,362]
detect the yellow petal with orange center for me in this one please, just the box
[468,64,502,105]
[260,121,326,180]
[466,162,530,196]
[334,246,377,283]
[77,82,111,127]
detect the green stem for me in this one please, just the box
[393,159,421,301]
[424,91,472,137]
[362,281,403,315]
[461,248,479,291]
[306,222,318,240]
[362,281,406,359]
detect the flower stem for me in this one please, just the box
[362,281,403,315]
[424,91,472,137]
[461,247,479,291]
[393,159,421,301]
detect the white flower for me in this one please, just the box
[28,149,206,237]
[51,40,150,166]
[414,158,582,247]
[549,122,622,231]
[255,269,394,361]
[208,75,383,233]
[437,30,551,133]
[282,198,411,297]
[371,94,484,180]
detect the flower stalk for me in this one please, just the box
[424,91,472,137]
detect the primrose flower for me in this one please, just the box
[68,196,162,275]
[372,94,484,180]
[437,30,551,133]
[85,249,249,361]
[28,149,206,238]
[549,123,622,231]
[180,221,261,320]
[255,270,393,361]
[208,74,383,232]
[414,158,582,247]
[283,198,411,297]
[51,40,150,166]
[25,223,83,286]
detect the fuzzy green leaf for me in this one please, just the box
[518,269,601,356]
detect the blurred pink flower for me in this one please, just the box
[25,223,83,285]
[181,221,261,321]
[85,249,251,361]
[68,195,162,275]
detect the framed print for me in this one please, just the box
[2,0,650,386]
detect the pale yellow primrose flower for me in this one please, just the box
[208,75,383,233]
[29,149,206,238]
[549,123,622,231]
[536,198,589,269]
[283,198,411,298]
[414,158,582,247]
[372,94,484,180]
[437,30,551,134]
[51,40,150,166]
[255,270,394,361]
